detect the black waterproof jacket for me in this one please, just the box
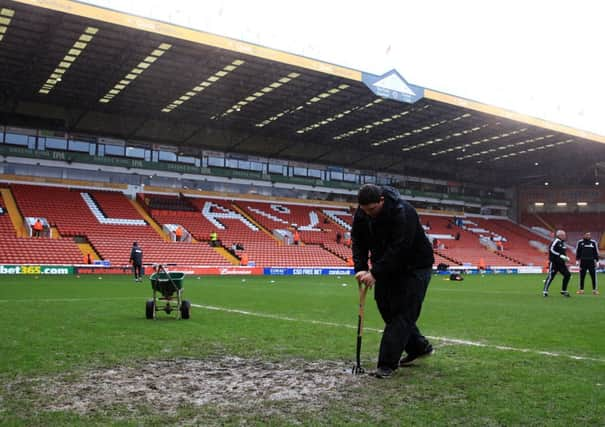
[351,186,434,281]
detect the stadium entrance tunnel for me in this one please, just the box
[17,357,361,417]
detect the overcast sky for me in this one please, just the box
[83,0,605,137]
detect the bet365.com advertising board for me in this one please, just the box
[0,265,73,275]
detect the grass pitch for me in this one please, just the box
[0,273,603,426]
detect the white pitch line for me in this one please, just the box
[191,303,605,364]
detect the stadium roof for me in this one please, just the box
[1,0,605,187]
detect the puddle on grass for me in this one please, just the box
[22,357,362,415]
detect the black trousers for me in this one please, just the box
[133,263,142,279]
[374,268,432,370]
[543,261,570,292]
[579,260,597,290]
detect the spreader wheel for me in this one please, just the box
[180,300,191,319]
[145,299,156,319]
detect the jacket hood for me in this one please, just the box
[355,185,402,221]
[381,186,401,203]
[375,186,403,219]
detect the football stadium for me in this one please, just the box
[0,1,604,425]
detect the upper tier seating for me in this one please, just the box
[522,212,605,233]
[420,214,526,267]
[143,194,197,211]
[0,196,14,236]
[469,217,549,267]
[236,200,352,254]
[10,185,231,267]
[2,182,555,268]
[522,212,604,247]
[0,193,83,264]
[146,195,350,267]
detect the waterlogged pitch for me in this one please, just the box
[0,273,603,426]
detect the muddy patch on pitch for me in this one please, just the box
[22,357,362,416]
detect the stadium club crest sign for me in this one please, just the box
[362,69,424,103]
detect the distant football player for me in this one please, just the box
[129,242,143,282]
[543,230,571,297]
[575,232,600,295]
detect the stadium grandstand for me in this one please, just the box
[1,0,605,274]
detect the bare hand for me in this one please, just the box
[354,271,366,284]
[355,271,376,288]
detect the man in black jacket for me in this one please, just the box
[352,184,434,378]
[129,242,143,282]
[543,230,571,297]
[575,232,600,295]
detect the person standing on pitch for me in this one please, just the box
[130,241,143,282]
[575,232,600,295]
[543,230,571,297]
[352,184,434,379]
